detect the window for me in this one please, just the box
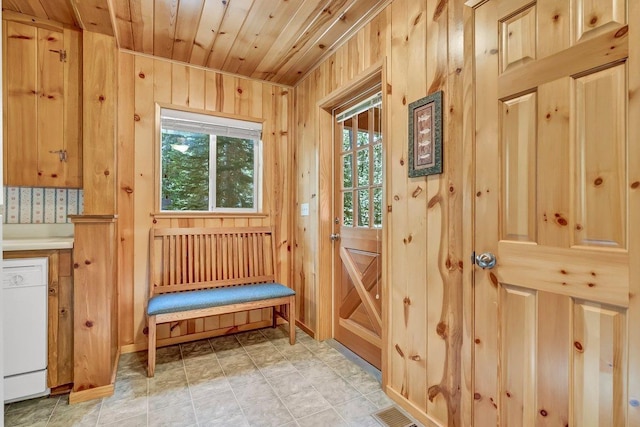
[159,108,262,213]
[337,92,383,228]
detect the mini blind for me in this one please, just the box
[161,108,262,140]
[336,92,382,123]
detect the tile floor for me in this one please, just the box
[4,326,421,426]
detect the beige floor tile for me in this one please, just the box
[180,339,214,358]
[47,397,101,427]
[236,330,269,346]
[282,388,332,419]
[4,396,58,427]
[101,413,147,427]
[218,353,259,376]
[199,411,249,427]
[267,372,312,398]
[240,394,294,427]
[209,335,242,352]
[192,393,243,424]
[364,390,394,409]
[188,372,231,402]
[230,375,275,401]
[292,358,335,381]
[334,396,379,425]
[297,408,349,427]
[312,375,362,406]
[260,326,289,340]
[184,359,224,384]
[258,359,298,379]
[97,396,147,426]
[344,370,383,395]
[148,401,197,427]
[328,358,366,379]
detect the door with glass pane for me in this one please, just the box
[333,99,383,369]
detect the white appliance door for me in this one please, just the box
[3,261,47,376]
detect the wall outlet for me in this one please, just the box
[300,203,309,216]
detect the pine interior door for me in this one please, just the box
[471,0,639,425]
[333,104,383,369]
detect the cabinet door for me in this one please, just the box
[37,28,65,187]
[4,21,38,186]
[3,21,82,189]
[63,28,82,188]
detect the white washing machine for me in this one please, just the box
[2,257,49,402]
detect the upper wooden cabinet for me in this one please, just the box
[3,19,82,188]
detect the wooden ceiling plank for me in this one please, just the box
[229,0,305,76]
[266,0,360,83]
[221,0,279,73]
[171,0,205,63]
[1,10,66,31]
[2,0,22,12]
[111,0,134,50]
[4,0,47,18]
[251,0,331,80]
[68,0,114,35]
[281,0,380,83]
[127,0,154,54]
[153,0,178,60]
[277,0,388,85]
[39,0,78,26]
[189,0,228,67]
[205,0,254,70]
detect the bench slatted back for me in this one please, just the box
[149,227,277,297]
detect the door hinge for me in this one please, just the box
[49,149,68,162]
[49,49,67,62]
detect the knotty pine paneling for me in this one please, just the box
[116,52,293,350]
[292,0,465,425]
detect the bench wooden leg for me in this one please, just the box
[147,316,156,377]
[272,306,277,328]
[289,295,296,345]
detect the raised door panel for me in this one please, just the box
[574,0,626,42]
[573,64,627,249]
[500,92,536,242]
[573,301,626,427]
[499,286,536,427]
[500,6,536,73]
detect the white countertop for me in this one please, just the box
[3,224,74,252]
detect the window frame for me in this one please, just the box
[155,104,264,215]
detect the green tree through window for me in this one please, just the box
[160,110,261,213]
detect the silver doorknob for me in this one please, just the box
[330,233,340,241]
[475,252,496,269]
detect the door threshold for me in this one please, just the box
[326,338,382,383]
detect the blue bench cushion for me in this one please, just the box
[147,283,295,316]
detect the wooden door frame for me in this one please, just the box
[461,1,482,426]
[315,59,388,381]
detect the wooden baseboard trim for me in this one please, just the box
[120,320,274,354]
[385,385,442,427]
[69,384,114,404]
[49,384,73,396]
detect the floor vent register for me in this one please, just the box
[373,407,417,427]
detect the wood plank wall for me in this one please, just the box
[293,0,465,425]
[116,52,293,350]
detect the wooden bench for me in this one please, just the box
[146,227,295,377]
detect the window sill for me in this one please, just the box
[151,212,268,219]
